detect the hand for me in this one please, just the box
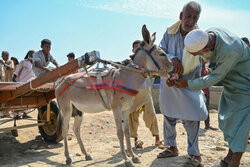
[173,78,188,88]
[0,60,4,64]
[46,68,52,72]
[166,78,175,87]
[172,58,183,75]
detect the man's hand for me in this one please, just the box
[172,58,183,75]
[174,79,188,88]
[45,67,52,72]
[166,79,175,87]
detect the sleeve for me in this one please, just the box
[188,54,239,90]
[159,31,176,60]
[49,55,57,64]
[14,60,23,76]
[33,52,42,65]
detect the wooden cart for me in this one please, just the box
[0,58,83,143]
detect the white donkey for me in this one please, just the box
[55,25,172,167]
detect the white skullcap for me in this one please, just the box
[184,29,209,53]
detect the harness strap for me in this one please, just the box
[57,72,87,97]
[83,65,110,110]
[141,46,160,70]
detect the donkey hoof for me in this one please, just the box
[66,158,72,165]
[85,154,93,161]
[125,159,135,167]
[132,156,141,163]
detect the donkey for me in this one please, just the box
[55,25,172,167]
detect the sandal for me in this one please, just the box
[184,156,202,167]
[135,140,144,149]
[157,148,179,158]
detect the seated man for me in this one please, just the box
[32,39,59,77]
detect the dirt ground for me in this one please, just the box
[0,109,249,167]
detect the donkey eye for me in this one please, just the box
[159,53,166,57]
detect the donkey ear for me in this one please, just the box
[150,32,156,45]
[142,25,150,44]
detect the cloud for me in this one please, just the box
[78,0,250,37]
[78,0,184,19]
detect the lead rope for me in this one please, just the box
[83,65,110,110]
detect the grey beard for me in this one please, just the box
[202,51,213,60]
[181,23,195,33]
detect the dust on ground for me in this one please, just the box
[0,110,249,167]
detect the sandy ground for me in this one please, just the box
[0,109,249,167]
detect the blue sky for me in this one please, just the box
[0,0,249,66]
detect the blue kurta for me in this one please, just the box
[159,27,208,121]
[188,28,250,152]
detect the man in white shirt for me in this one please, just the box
[33,39,59,77]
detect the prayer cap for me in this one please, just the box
[184,29,209,53]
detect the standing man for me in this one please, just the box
[175,28,250,167]
[33,39,59,77]
[128,40,163,148]
[0,51,14,82]
[157,1,207,166]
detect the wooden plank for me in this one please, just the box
[0,90,16,104]
[0,59,80,103]
[15,59,79,97]
[1,91,55,111]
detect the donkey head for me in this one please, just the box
[133,25,172,78]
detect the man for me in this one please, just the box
[33,39,59,77]
[0,51,14,82]
[66,52,79,74]
[158,1,207,166]
[67,52,75,62]
[175,28,250,167]
[128,40,163,148]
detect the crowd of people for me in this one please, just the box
[0,1,249,167]
[0,39,63,83]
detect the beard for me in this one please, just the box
[202,51,213,59]
[181,23,195,33]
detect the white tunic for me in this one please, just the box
[159,27,207,121]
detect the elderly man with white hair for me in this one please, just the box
[175,28,250,167]
[157,1,207,166]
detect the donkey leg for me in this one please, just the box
[113,108,134,167]
[123,110,141,164]
[60,102,72,165]
[73,114,92,161]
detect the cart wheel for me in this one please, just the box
[38,101,59,143]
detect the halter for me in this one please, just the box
[141,45,161,70]
[130,45,161,73]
